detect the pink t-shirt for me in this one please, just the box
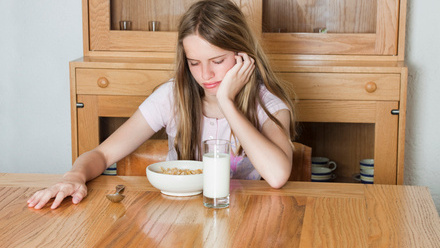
[139,80,289,180]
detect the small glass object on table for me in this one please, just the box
[202,139,231,208]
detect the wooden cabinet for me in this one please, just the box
[269,60,407,184]
[71,0,408,184]
[84,0,406,60]
[259,0,403,57]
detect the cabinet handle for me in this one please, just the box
[365,81,377,93]
[97,77,109,88]
[391,109,399,115]
[76,103,84,108]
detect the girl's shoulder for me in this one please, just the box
[257,83,289,113]
[153,79,175,95]
[259,84,281,103]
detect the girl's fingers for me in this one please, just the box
[51,191,66,209]
[33,190,57,209]
[237,53,255,80]
[71,187,87,204]
[27,190,47,207]
[27,183,86,209]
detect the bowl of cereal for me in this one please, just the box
[146,160,204,196]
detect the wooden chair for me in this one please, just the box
[117,140,311,181]
[117,139,169,176]
[289,142,312,181]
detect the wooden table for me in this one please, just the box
[0,173,439,247]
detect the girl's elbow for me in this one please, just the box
[266,176,289,189]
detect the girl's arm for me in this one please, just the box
[27,110,156,209]
[216,53,292,188]
[220,102,292,188]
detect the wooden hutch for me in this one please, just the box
[70,0,407,184]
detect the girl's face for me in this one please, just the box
[183,34,236,96]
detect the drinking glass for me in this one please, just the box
[203,139,230,208]
[119,20,132,30]
[148,21,160,31]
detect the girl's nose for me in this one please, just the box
[201,65,214,80]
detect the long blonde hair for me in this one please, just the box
[173,0,296,160]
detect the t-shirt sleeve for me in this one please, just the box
[138,81,174,132]
[257,86,290,129]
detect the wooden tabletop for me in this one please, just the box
[0,173,439,247]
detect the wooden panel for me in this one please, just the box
[262,33,377,55]
[296,100,377,123]
[76,69,172,95]
[239,0,262,37]
[260,0,399,55]
[110,0,197,31]
[280,72,400,100]
[262,0,376,33]
[374,0,399,55]
[97,95,146,117]
[396,67,408,184]
[299,197,369,247]
[373,101,398,184]
[365,185,440,247]
[89,0,179,52]
[77,95,99,155]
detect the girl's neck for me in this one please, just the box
[202,96,224,119]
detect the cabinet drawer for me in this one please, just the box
[76,69,173,96]
[278,73,401,101]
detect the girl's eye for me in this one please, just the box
[213,60,224,64]
[188,61,199,66]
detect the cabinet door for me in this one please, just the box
[296,100,399,184]
[76,95,145,155]
[87,0,240,53]
[256,0,400,55]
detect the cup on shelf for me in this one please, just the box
[360,159,374,171]
[149,21,160,31]
[311,167,336,182]
[102,163,117,175]
[119,20,132,30]
[360,173,374,184]
[311,157,337,171]
[359,159,374,184]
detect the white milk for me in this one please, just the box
[203,152,230,198]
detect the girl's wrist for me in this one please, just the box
[217,97,236,115]
[63,171,86,184]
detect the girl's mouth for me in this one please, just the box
[203,81,221,89]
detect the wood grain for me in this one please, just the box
[1,174,439,247]
[84,0,404,58]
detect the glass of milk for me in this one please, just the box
[203,139,231,208]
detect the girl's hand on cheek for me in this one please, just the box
[217,52,255,103]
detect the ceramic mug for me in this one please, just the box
[360,159,374,184]
[311,167,336,182]
[360,173,374,184]
[312,157,337,171]
[360,159,374,172]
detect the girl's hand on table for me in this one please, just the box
[27,173,87,210]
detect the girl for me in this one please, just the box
[28,0,296,210]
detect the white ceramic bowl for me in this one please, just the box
[146,160,204,196]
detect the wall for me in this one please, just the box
[405,0,440,212]
[0,1,439,212]
[0,1,82,173]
